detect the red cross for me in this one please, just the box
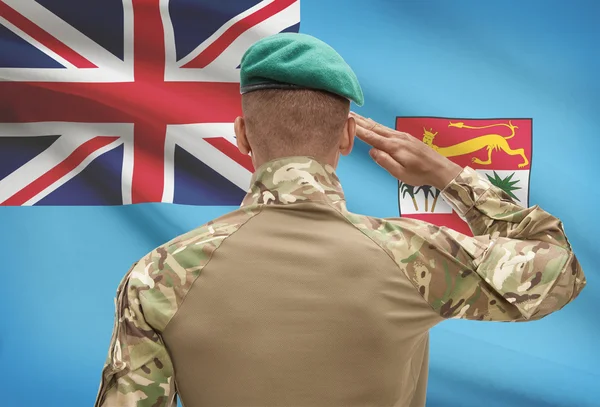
[0,0,295,204]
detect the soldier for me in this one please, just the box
[95,33,585,407]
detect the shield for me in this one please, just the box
[396,117,533,236]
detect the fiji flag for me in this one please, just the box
[1,1,598,407]
[0,0,299,206]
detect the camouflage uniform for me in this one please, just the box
[95,156,585,407]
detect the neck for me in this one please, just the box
[251,151,339,170]
[241,156,347,210]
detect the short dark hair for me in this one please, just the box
[242,89,350,160]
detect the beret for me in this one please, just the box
[239,33,364,106]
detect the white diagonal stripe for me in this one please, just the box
[202,0,300,70]
[24,138,123,205]
[167,0,300,82]
[0,123,132,204]
[165,124,252,196]
[0,15,75,69]
[176,0,277,67]
[1,0,132,81]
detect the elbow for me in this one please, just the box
[522,253,586,321]
[563,254,586,303]
[550,253,586,311]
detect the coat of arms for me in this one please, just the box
[396,117,532,236]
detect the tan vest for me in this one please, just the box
[165,199,437,406]
[95,156,585,407]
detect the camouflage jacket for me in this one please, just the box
[94,156,585,407]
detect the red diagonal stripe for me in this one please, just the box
[205,137,254,172]
[183,0,297,69]
[0,2,97,69]
[1,136,119,206]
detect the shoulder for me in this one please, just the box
[158,205,262,266]
[337,209,485,289]
[339,210,421,261]
[341,210,483,262]
[123,206,263,330]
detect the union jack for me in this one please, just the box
[0,0,301,205]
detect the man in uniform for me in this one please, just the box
[95,33,586,407]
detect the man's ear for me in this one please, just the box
[234,116,251,155]
[339,115,356,156]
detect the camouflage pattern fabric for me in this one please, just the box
[95,208,261,407]
[95,156,585,406]
[241,158,346,209]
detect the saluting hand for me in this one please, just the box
[350,112,462,190]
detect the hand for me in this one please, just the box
[351,112,463,190]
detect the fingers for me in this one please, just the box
[350,112,385,134]
[350,111,411,141]
[369,148,406,180]
[356,125,400,152]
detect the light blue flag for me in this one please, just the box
[0,1,597,406]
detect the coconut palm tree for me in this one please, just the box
[416,185,434,212]
[430,188,442,212]
[400,183,419,211]
[486,171,521,201]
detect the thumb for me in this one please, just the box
[370,148,406,180]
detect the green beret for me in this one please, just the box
[239,33,364,106]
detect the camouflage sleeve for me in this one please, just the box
[94,262,176,407]
[375,167,585,322]
[94,208,260,406]
[443,166,577,248]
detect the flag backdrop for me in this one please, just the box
[0,0,598,406]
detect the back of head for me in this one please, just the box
[238,33,363,165]
[242,88,350,161]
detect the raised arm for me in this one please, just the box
[351,112,586,321]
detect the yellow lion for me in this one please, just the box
[422,121,529,168]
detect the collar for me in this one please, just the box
[241,156,346,210]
